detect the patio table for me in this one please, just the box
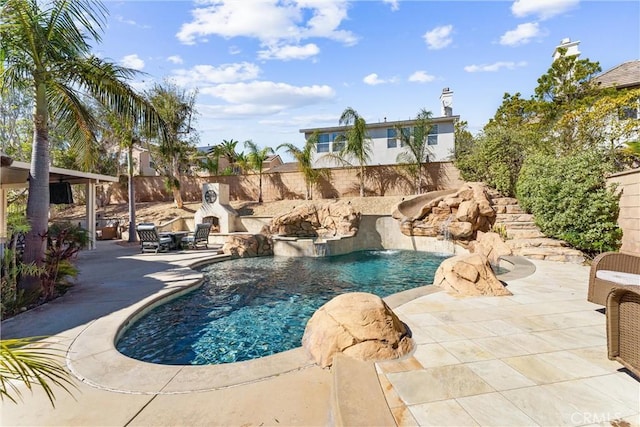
[159,231,188,250]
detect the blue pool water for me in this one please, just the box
[117,250,450,365]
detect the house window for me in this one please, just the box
[386,128,397,148]
[331,133,345,152]
[427,124,439,146]
[619,101,639,120]
[316,133,330,153]
[400,127,411,147]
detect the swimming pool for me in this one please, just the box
[116,250,450,365]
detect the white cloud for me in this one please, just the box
[511,0,579,20]
[500,22,544,46]
[176,0,356,60]
[424,25,453,50]
[464,61,527,73]
[167,55,183,64]
[363,73,385,86]
[120,54,145,70]
[170,62,261,86]
[384,0,400,11]
[114,15,151,29]
[229,45,242,55]
[202,81,334,105]
[408,71,436,83]
[258,43,320,61]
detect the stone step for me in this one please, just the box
[495,213,534,223]
[491,197,519,206]
[507,238,570,249]
[498,221,538,230]
[511,246,585,264]
[492,204,526,214]
[506,228,546,239]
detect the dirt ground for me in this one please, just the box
[50,195,408,225]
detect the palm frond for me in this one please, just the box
[0,337,76,407]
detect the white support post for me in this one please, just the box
[0,188,6,244]
[86,182,96,250]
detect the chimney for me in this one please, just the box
[440,87,453,117]
[553,38,580,61]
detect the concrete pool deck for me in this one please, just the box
[1,240,639,426]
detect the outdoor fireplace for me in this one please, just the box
[194,183,238,233]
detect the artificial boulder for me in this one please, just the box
[222,234,273,258]
[469,231,512,265]
[399,182,495,241]
[269,201,360,238]
[302,292,412,368]
[433,254,512,297]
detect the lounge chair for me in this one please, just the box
[588,252,640,305]
[136,224,172,254]
[181,223,212,249]
[606,285,640,378]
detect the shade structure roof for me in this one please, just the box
[0,160,118,188]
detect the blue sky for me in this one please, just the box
[98,0,640,158]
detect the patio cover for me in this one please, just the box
[0,160,118,250]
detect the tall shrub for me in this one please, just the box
[516,151,622,254]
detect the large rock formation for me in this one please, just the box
[302,292,412,368]
[398,183,496,241]
[433,254,512,297]
[468,231,513,265]
[222,234,273,258]
[269,200,360,238]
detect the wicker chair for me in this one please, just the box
[606,286,640,378]
[588,252,640,305]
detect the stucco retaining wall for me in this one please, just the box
[607,168,640,255]
[103,162,463,204]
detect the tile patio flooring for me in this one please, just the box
[376,259,640,426]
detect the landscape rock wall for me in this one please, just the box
[268,201,361,238]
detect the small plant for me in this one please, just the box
[1,214,44,319]
[491,223,509,240]
[41,223,88,300]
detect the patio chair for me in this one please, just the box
[588,252,640,305]
[606,285,640,378]
[136,224,172,254]
[181,223,212,249]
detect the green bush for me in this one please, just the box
[516,150,622,255]
[455,125,533,196]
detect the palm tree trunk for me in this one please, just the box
[359,165,366,197]
[258,171,263,203]
[21,81,49,292]
[171,156,183,209]
[127,146,137,242]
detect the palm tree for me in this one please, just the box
[244,140,274,203]
[396,108,434,194]
[331,107,372,197]
[146,82,197,209]
[278,133,328,200]
[215,139,240,173]
[102,109,142,242]
[0,0,162,292]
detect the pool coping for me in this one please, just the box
[65,250,533,395]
